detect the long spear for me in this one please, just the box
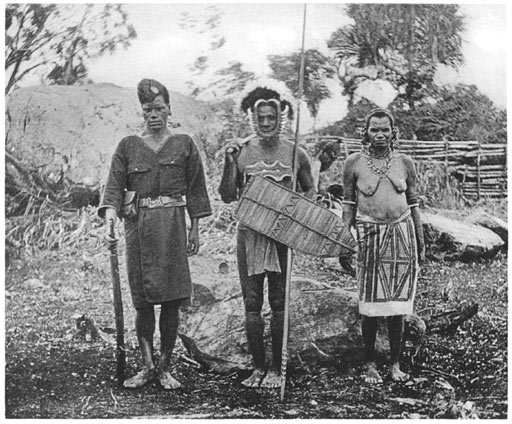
[280,3,307,402]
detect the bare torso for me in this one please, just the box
[350,152,411,220]
[236,137,295,185]
[219,135,315,203]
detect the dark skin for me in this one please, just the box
[342,115,425,384]
[220,105,315,203]
[219,103,315,388]
[104,94,200,390]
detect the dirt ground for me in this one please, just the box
[4,214,508,419]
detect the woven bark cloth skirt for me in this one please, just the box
[356,209,418,317]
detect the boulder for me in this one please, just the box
[422,211,505,261]
[464,211,508,247]
[5,84,223,186]
[179,255,391,373]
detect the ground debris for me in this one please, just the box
[4,220,508,419]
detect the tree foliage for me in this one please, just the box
[318,84,506,146]
[328,4,465,109]
[180,6,245,98]
[5,4,136,93]
[268,49,336,119]
[319,3,506,145]
[187,61,256,98]
[394,84,507,144]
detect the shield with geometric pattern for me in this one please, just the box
[236,175,357,257]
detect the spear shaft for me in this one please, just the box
[280,3,307,402]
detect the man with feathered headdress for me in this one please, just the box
[218,81,315,388]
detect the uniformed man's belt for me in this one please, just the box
[138,196,186,208]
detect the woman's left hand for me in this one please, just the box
[418,242,426,264]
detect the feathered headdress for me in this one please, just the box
[239,79,294,137]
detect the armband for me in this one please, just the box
[406,194,419,206]
[409,203,419,209]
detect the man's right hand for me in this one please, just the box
[225,142,241,163]
[104,208,118,245]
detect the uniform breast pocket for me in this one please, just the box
[127,164,150,190]
[159,156,186,188]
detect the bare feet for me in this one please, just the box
[364,362,383,384]
[389,363,409,382]
[260,369,281,389]
[158,369,182,390]
[123,368,156,389]
[241,369,265,388]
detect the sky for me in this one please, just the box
[82,2,508,130]
[6,2,510,131]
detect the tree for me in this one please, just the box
[327,4,465,110]
[319,85,506,146]
[268,49,336,121]
[207,62,256,97]
[180,6,261,99]
[396,84,507,144]
[5,4,136,93]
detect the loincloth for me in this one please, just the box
[237,223,282,276]
[355,209,418,317]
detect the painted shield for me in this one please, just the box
[236,175,357,257]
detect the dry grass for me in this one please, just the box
[415,161,466,209]
[6,206,105,255]
[5,199,239,263]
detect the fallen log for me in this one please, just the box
[178,333,241,374]
[405,304,479,340]
[426,304,479,335]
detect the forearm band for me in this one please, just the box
[342,200,356,206]
[406,195,419,206]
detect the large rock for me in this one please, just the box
[464,211,508,247]
[423,211,505,261]
[179,255,390,373]
[5,84,223,186]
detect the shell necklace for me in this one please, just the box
[364,147,393,176]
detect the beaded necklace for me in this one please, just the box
[362,145,393,176]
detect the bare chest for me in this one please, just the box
[237,142,294,181]
[356,156,408,196]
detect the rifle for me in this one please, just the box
[280,3,308,402]
[109,218,126,384]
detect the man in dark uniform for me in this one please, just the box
[219,85,315,388]
[99,79,212,389]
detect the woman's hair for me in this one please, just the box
[364,108,395,130]
[362,108,398,147]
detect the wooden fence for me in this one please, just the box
[304,136,507,200]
